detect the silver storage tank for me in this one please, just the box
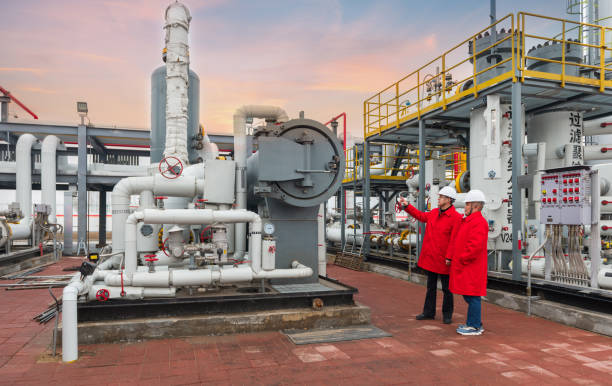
[150,65,200,164]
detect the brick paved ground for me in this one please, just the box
[1,258,611,385]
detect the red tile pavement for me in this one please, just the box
[1,259,611,385]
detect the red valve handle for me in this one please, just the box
[96,289,110,301]
[161,238,170,257]
[155,196,168,200]
[603,200,609,205]
[268,246,276,253]
[603,226,609,230]
[144,254,158,262]
[394,201,405,213]
[197,199,208,202]
[158,156,184,179]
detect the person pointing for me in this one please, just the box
[398,186,461,324]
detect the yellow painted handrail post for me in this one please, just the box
[363,101,367,139]
[395,83,400,128]
[562,20,566,87]
[511,14,516,82]
[472,36,478,98]
[601,26,606,92]
[417,71,421,120]
[442,54,447,110]
[378,93,382,135]
[521,13,526,82]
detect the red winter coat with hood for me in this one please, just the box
[447,210,489,296]
[405,204,462,275]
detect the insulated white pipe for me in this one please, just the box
[124,211,144,275]
[318,204,326,276]
[111,174,203,254]
[163,2,191,163]
[232,105,288,258]
[584,119,612,136]
[42,135,61,224]
[62,276,86,363]
[584,145,612,161]
[141,208,262,272]
[16,134,38,232]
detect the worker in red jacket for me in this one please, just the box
[447,189,489,336]
[399,186,462,324]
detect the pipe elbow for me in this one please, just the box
[63,284,80,301]
[41,135,60,153]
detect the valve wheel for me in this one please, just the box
[144,254,158,262]
[96,289,110,301]
[395,201,404,214]
[159,156,183,179]
[161,238,170,257]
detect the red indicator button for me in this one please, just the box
[569,188,574,193]
[574,178,579,183]
[563,188,568,193]
[553,198,557,203]
[552,189,557,194]
[575,197,579,202]
[569,197,574,202]
[542,198,546,203]
[547,198,552,203]
[563,179,567,184]
[575,187,579,193]
[563,197,568,202]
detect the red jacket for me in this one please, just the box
[405,204,462,275]
[447,211,489,296]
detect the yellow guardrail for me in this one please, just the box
[342,144,466,184]
[518,12,612,91]
[364,14,515,138]
[365,12,612,140]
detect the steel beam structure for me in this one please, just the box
[417,119,426,257]
[362,141,371,255]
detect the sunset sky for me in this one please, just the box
[1,0,567,138]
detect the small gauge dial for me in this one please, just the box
[263,223,275,235]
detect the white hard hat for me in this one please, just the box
[438,186,457,200]
[464,189,486,203]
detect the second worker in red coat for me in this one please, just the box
[446,189,489,336]
[399,186,462,324]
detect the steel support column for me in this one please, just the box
[417,119,426,257]
[511,81,522,281]
[99,190,107,246]
[362,141,371,255]
[63,190,74,255]
[77,124,88,255]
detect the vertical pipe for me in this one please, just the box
[41,135,60,224]
[0,97,8,123]
[363,141,371,255]
[318,204,326,276]
[16,134,37,227]
[99,191,107,246]
[61,284,79,362]
[511,81,522,281]
[591,169,601,288]
[340,186,346,249]
[63,190,74,255]
[418,119,426,256]
[77,124,88,255]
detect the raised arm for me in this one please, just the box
[405,204,430,223]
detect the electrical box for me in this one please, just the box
[203,159,236,204]
[540,166,591,225]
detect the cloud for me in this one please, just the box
[0,67,47,75]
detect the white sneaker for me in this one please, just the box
[457,326,483,335]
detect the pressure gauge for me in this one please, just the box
[263,223,275,235]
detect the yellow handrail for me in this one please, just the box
[365,11,612,140]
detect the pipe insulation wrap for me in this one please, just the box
[16,134,38,229]
[163,2,191,163]
[111,174,203,254]
[41,135,61,223]
[232,105,288,258]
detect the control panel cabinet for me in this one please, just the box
[540,166,591,225]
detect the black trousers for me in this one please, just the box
[422,270,453,319]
